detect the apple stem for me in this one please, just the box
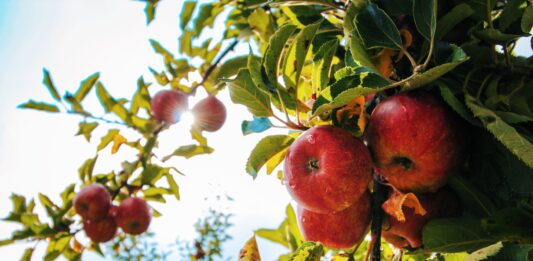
[367,174,388,261]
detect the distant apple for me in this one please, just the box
[298,192,371,249]
[191,96,226,132]
[115,197,151,235]
[83,216,117,243]
[284,125,372,214]
[73,184,111,221]
[365,92,466,193]
[382,186,462,249]
[151,89,189,124]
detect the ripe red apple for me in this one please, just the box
[382,186,462,249]
[115,197,151,235]
[150,89,189,124]
[365,92,465,193]
[73,184,111,221]
[83,216,117,243]
[298,192,371,249]
[284,125,372,214]
[191,96,226,132]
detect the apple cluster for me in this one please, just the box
[73,184,151,243]
[284,91,465,250]
[151,89,226,132]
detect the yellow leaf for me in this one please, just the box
[238,235,261,261]
[111,134,127,154]
[266,147,290,175]
[382,189,427,222]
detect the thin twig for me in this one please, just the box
[190,39,239,95]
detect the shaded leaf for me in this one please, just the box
[435,3,474,41]
[412,0,437,41]
[465,94,533,168]
[263,24,297,86]
[423,217,495,253]
[522,4,533,33]
[355,3,402,50]
[448,176,495,217]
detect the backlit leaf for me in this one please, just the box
[227,69,273,117]
[246,135,295,179]
[180,1,197,29]
[74,72,99,102]
[18,101,59,113]
[263,24,297,86]
[76,122,98,142]
[42,69,61,102]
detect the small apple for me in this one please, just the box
[151,89,189,124]
[191,96,226,132]
[382,186,462,249]
[83,216,117,243]
[284,125,372,214]
[115,197,151,235]
[298,192,371,249]
[365,92,465,193]
[73,184,111,221]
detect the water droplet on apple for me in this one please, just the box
[306,135,315,144]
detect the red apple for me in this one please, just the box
[115,197,151,235]
[365,92,465,193]
[382,186,462,249]
[83,216,117,243]
[73,184,111,221]
[191,96,226,132]
[284,125,372,214]
[298,192,371,249]
[150,89,189,124]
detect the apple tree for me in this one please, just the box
[2,0,533,260]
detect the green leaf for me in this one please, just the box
[97,129,119,152]
[0,239,14,246]
[42,69,61,102]
[255,219,290,248]
[193,3,224,37]
[474,28,522,44]
[246,135,295,179]
[162,144,214,161]
[248,8,275,43]
[499,0,527,31]
[522,4,533,33]
[423,217,495,253]
[75,122,98,142]
[227,69,273,117]
[286,204,304,248]
[465,94,533,168]
[435,3,474,42]
[495,111,533,124]
[18,100,60,113]
[483,243,533,260]
[96,82,117,113]
[139,165,168,186]
[179,30,193,55]
[166,174,180,200]
[403,45,468,91]
[448,176,495,217]
[20,247,34,261]
[312,86,376,117]
[263,24,297,86]
[238,236,261,261]
[312,39,339,92]
[289,242,324,261]
[74,72,99,102]
[242,117,273,135]
[439,84,478,125]
[355,3,402,50]
[130,77,151,115]
[78,156,98,181]
[144,0,159,25]
[282,20,322,89]
[412,0,437,41]
[466,242,504,261]
[180,1,197,29]
[345,4,379,73]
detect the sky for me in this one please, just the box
[0,0,290,260]
[0,1,531,261]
